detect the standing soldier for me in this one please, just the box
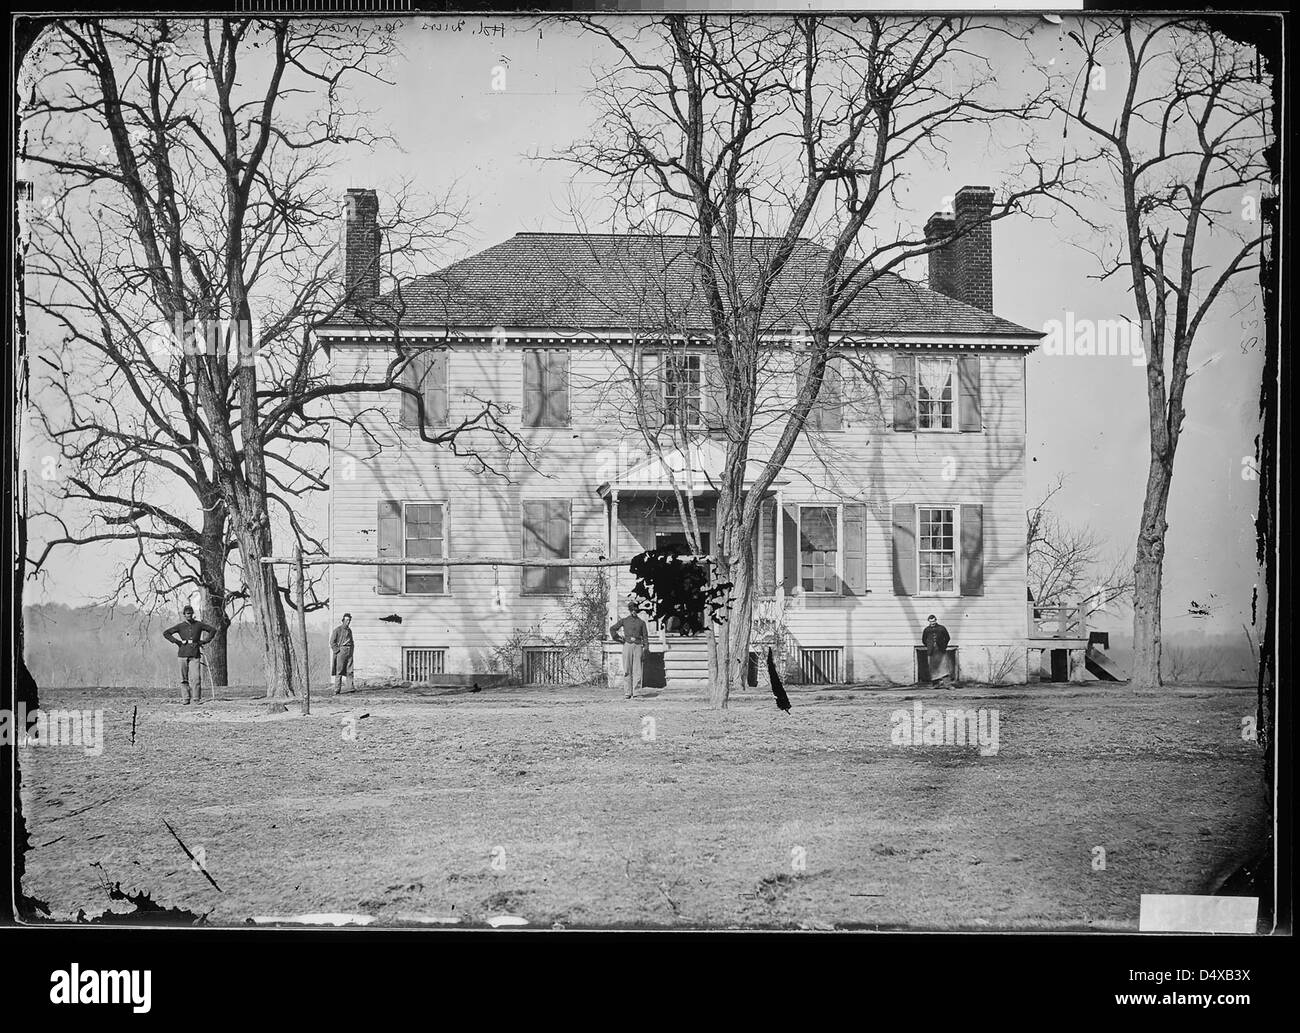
[163,605,217,704]
[921,614,952,686]
[609,599,649,699]
[331,613,355,695]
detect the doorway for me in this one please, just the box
[651,531,710,634]
[654,531,709,556]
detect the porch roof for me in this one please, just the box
[596,440,788,498]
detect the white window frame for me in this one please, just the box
[915,503,960,597]
[797,503,843,595]
[521,348,572,429]
[662,352,704,430]
[403,500,450,596]
[915,355,959,433]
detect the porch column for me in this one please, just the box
[774,488,785,602]
[609,490,620,633]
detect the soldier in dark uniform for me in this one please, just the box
[162,605,217,704]
[921,614,952,685]
[609,600,649,699]
[330,613,355,694]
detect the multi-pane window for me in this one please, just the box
[799,506,839,594]
[916,356,956,430]
[522,499,571,595]
[917,506,956,593]
[662,354,703,428]
[404,502,447,594]
[522,349,570,428]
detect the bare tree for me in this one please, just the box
[1027,475,1134,619]
[23,18,527,702]
[1059,18,1271,688]
[559,14,1078,706]
[1161,644,1225,684]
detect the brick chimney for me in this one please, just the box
[342,188,381,302]
[925,185,995,313]
[924,211,958,301]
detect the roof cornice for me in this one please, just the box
[316,325,1043,351]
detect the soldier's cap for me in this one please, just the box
[927,614,936,621]
[183,605,194,615]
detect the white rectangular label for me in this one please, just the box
[1139,894,1258,933]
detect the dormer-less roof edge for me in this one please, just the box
[316,325,1043,349]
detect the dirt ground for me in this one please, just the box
[18,680,1267,930]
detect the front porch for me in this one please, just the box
[597,440,791,643]
[1027,601,1112,682]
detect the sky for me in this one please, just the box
[21,14,1271,640]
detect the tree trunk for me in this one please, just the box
[200,595,229,686]
[197,500,229,685]
[1131,459,1172,689]
[707,501,758,709]
[228,494,296,701]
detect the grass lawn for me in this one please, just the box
[18,680,1266,930]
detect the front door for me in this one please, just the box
[652,532,710,634]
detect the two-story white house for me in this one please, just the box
[318,186,1073,688]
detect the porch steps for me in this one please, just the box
[657,635,711,690]
[1084,645,1125,682]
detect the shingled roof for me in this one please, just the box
[323,232,1040,339]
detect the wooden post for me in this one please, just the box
[774,488,785,598]
[610,490,621,624]
[295,545,310,716]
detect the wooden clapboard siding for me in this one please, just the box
[769,351,1027,645]
[328,343,625,672]
[327,341,1028,673]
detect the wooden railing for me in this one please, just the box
[751,594,792,657]
[1028,602,1087,639]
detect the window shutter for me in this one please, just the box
[702,352,725,436]
[546,351,570,427]
[892,352,916,431]
[522,351,544,428]
[377,500,403,594]
[548,500,571,593]
[637,352,662,433]
[960,503,984,596]
[442,501,451,593]
[891,503,917,596]
[399,351,426,429]
[782,504,799,594]
[790,358,800,426]
[958,356,981,432]
[842,503,867,595]
[426,351,449,427]
[820,357,843,432]
[523,500,570,594]
[522,499,544,593]
[757,497,776,596]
